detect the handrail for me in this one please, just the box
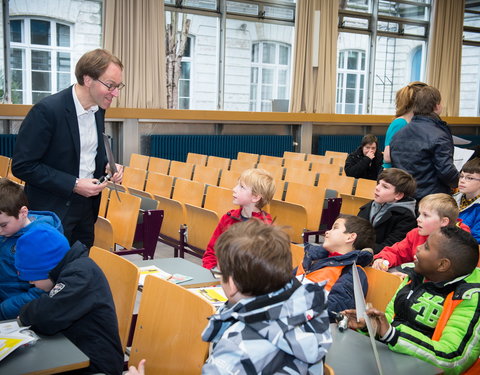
[1,104,479,125]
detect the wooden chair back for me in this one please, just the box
[258,154,283,166]
[283,151,306,160]
[206,155,230,170]
[237,152,259,163]
[324,363,335,375]
[0,155,10,177]
[122,167,147,191]
[145,172,174,198]
[169,161,194,179]
[186,152,208,166]
[290,243,305,269]
[339,194,370,215]
[204,185,236,216]
[219,169,241,189]
[192,165,220,186]
[98,187,110,217]
[184,204,220,253]
[129,276,215,375]
[154,196,185,247]
[310,162,342,176]
[148,157,170,174]
[274,180,286,201]
[93,216,115,252]
[269,199,308,243]
[364,267,402,312]
[284,168,317,186]
[129,153,149,170]
[318,175,355,197]
[256,163,285,180]
[331,156,347,166]
[89,246,139,352]
[355,178,377,199]
[106,191,142,249]
[285,182,326,231]
[307,154,331,164]
[283,159,311,170]
[325,150,348,160]
[229,159,256,172]
[172,178,205,207]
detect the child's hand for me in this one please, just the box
[372,259,389,271]
[341,309,366,330]
[389,271,407,280]
[365,308,390,337]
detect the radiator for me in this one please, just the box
[150,135,293,161]
[0,135,17,157]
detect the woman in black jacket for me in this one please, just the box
[344,134,383,180]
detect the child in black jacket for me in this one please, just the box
[15,224,124,375]
[358,168,417,253]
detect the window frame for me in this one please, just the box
[9,17,73,104]
[249,40,291,112]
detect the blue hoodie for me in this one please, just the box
[0,211,63,319]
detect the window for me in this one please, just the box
[165,0,295,111]
[337,0,431,114]
[460,0,480,116]
[10,18,72,104]
[179,37,193,109]
[249,41,291,112]
[337,49,366,114]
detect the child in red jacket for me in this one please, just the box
[373,193,470,271]
[202,168,275,269]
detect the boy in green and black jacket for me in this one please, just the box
[343,226,480,375]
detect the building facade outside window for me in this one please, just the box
[336,49,366,114]
[10,18,72,104]
[249,41,290,112]
[337,0,430,114]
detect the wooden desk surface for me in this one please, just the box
[0,332,89,375]
[326,324,442,375]
[133,257,219,288]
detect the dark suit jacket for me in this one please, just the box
[12,86,107,220]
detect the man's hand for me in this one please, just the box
[107,163,123,184]
[342,309,367,330]
[73,178,107,197]
[126,359,146,375]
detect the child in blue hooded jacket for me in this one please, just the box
[0,178,63,319]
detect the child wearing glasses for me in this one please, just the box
[453,158,480,243]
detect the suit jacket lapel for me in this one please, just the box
[64,86,81,164]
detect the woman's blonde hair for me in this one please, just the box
[395,81,428,117]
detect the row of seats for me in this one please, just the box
[123,152,378,246]
[126,153,377,198]
[90,246,401,373]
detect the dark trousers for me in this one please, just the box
[62,194,96,248]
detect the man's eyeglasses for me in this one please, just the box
[459,174,480,182]
[96,79,125,92]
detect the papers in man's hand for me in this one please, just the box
[138,265,193,286]
[190,286,227,307]
[352,262,384,375]
[0,322,35,362]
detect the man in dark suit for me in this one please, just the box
[12,49,124,248]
